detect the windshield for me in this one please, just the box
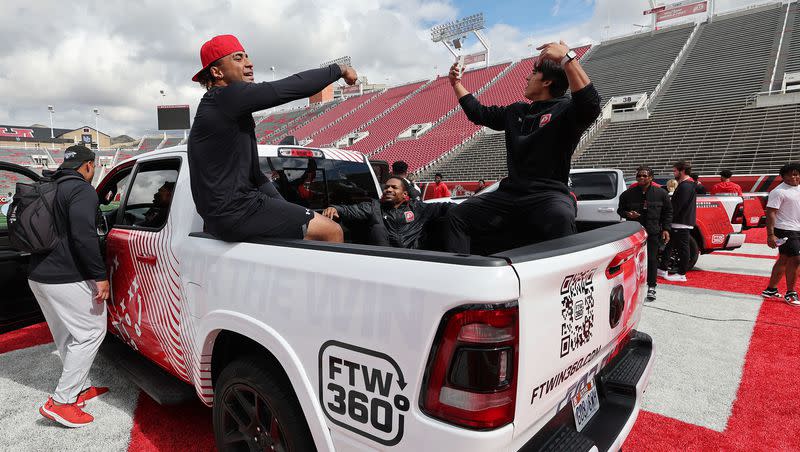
[259,157,378,209]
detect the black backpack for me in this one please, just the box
[7,174,84,254]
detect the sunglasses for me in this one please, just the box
[635,174,651,178]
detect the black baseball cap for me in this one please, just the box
[60,145,96,170]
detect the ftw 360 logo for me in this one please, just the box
[319,341,410,446]
[559,268,597,358]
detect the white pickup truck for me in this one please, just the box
[0,146,654,451]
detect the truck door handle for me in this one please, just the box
[136,253,157,265]
[598,207,616,213]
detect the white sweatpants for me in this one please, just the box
[28,280,107,404]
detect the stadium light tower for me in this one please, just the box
[47,105,55,139]
[431,13,489,68]
[93,108,100,149]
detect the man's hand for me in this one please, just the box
[448,62,462,87]
[95,280,110,303]
[661,230,670,243]
[340,66,358,85]
[768,234,778,249]
[322,207,339,220]
[627,211,641,219]
[536,40,569,63]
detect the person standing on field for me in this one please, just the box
[28,145,110,428]
[617,166,672,301]
[762,162,800,306]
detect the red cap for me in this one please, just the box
[192,35,245,82]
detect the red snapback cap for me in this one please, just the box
[192,34,245,82]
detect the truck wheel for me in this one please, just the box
[213,358,316,452]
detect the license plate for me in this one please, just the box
[571,379,600,432]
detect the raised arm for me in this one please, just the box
[537,41,602,129]
[448,62,507,131]
[537,41,591,93]
[218,64,357,117]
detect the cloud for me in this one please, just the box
[0,0,773,138]
[552,0,563,16]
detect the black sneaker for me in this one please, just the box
[646,287,656,302]
[762,288,782,299]
[785,291,800,307]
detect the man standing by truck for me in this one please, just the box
[659,160,696,282]
[762,162,800,306]
[618,166,672,301]
[26,145,110,427]
[188,34,358,243]
[445,41,601,254]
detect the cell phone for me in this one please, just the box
[776,237,788,246]
[456,55,465,77]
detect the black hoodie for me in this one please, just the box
[459,83,601,194]
[28,169,107,284]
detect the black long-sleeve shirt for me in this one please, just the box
[459,83,601,193]
[617,184,673,236]
[671,179,697,227]
[29,169,107,283]
[188,65,343,235]
[334,200,454,249]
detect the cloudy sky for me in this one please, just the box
[0,0,772,138]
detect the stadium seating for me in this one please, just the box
[579,25,695,102]
[159,137,182,149]
[784,2,800,76]
[138,137,162,152]
[287,91,381,141]
[0,147,37,167]
[308,81,427,147]
[574,4,793,176]
[350,63,508,156]
[265,99,345,144]
[254,109,309,142]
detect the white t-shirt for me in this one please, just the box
[767,182,800,231]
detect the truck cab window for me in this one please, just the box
[570,171,618,201]
[259,156,378,210]
[120,160,180,230]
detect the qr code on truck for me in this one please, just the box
[559,268,596,358]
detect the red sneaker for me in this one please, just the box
[76,386,109,408]
[39,397,94,428]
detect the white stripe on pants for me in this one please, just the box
[28,280,107,404]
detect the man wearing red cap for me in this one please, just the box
[188,34,357,242]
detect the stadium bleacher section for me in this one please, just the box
[288,92,381,141]
[783,2,800,76]
[574,4,794,176]
[307,81,427,147]
[158,137,182,149]
[350,63,508,157]
[579,25,695,103]
[265,99,345,145]
[138,137,162,153]
[254,109,309,143]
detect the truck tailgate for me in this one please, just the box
[495,222,648,446]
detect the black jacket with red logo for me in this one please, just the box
[333,199,454,249]
[459,83,601,194]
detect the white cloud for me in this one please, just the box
[0,0,776,138]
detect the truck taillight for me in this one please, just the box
[420,303,518,430]
[732,202,744,225]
